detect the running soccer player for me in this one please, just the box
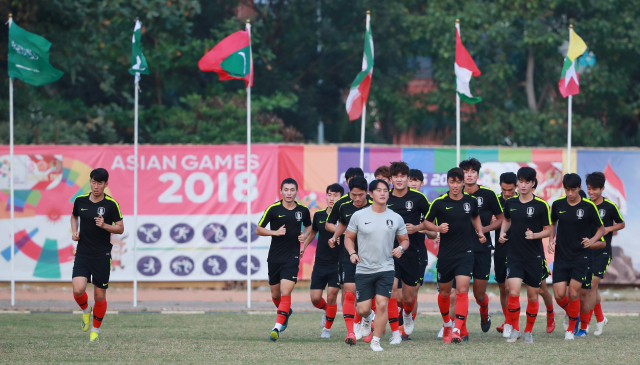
[301,183,345,338]
[423,167,487,344]
[325,167,366,234]
[494,172,517,336]
[498,167,553,344]
[459,158,503,332]
[387,162,431,337]
[583,172,625,336]
[374,165,391,185]
[71,168,124,342]
[327,176,371,345]
[548,173,605,340]
[345,179,410,351]
[257,178,312,342]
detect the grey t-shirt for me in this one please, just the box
[347,206,407,274]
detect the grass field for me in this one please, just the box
[1,312,639,364]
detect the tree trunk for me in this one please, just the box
[526,46,537,112]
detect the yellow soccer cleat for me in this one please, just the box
[90,331,99,342]
[82,306,92,332]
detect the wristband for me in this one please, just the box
[350,252,357,256]
[400,246,405,254]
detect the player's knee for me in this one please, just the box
[73,289,85,297]
[527,295,538,303]
[94,292,106,302]
[509,289,520,297]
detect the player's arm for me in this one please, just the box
[298,209,313,243]
[424,230,438,240]
[498,218,511,243]
[299,224,313,243]
[256,206,285,237]
[325,198,342,233]
[328,222,347,248]
[424,201,448,233]
[471,215,487,243]
[392,233,410,258]
[584,203,605,249]
[526,202,553,240]
[605,205,625,235]
[97,219,124,234]
[300,230,317,257]
[344,229,360,264]
[70,215,80,241]
[548,203,559,253]
[482,193,504,234]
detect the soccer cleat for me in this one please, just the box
[280,308,293,333]
[354,321,363,340]
[321,328,331,338]
[461,335,469,342]
[506,329,521,343]
[564,331,575,341]
[269,328,280,342]
[82,306,92,332]
[451,329,463,344]
[496,323,505,333]
[89,331,99,342]
[575,329,588,338]
[437,325,444,338]
[546,316,556,333]
[502,324,512,338]
[403,310,414,335]
[562,315,569,331]
[361,316,372,338]
[443,322,453,343]
[321,312,326,327]
[481,314,492,333]
[370,340,384,352]
[345,333,356,346]
[573,314,581,335]
[389,332,402,345]
[524,332,533,344]
[594,317,608,336]
[363,321,374,343]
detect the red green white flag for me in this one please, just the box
[455,23,482,104]
[558,30,587,98]
[199,30,253,87]
[346,21,374,121]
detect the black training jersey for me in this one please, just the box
[387,188,431,253]
[311,208,340,264]
[503,195,551,262]
[72,193,123,259]
[326,193,371,225]
[550,197,603,263]
[494,193,518,257]
[466,185,503,251]
[594,199,624,256]
[425,192,479,259]
[259,200,312,263]
[338,199,372,257]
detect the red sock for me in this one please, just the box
[73,292,89,310]
[325,304,337,329]
[412,312,417,321]
[567,299,579,332]
[438,293,451,323]
[556,296,570,313]
[508,295,521,331]
[594,303,604,322]
[343,292,356,334]
[454,292,469,331]
[476,294,489,322]
[354,312,362,324]
[388,299,400,332]
[524,300,539,333]
[461,316,468,336]
[502,307,511,326]
[276,296,291,326]
[403,299,415,314]
[546,303,554,316]
[313,298,327,310]
[92,298,107,328]
[580,310,592,330]
[272,297,281,308]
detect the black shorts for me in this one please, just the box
[592,253,611,279]
[473,251,492,280]
[436,253,474,284]
[506,257,548,288]
[417,255,429,285]
[341,258,357,284]
[268,260,299,286]
[394,253,420,287]
[494,255,507,284]
[72,255,111,289]
[355,271,395,303]
[310,262,341,290]
[552,258,591,286]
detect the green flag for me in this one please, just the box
[8,22,63,86]
[128,19,149,82]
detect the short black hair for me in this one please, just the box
[281,178,298,190]
[345,167,365,181]
[459,158,481,173]
[374,165,390,179]
[90,168,109,183]
[562,173,582,189]
[389,161,410,176]
[369,179,389,192]
[326,183,344,196]
[447,167,464,182]
[517,167,537,184]
[409,169,424,182]
[579,189,587,198]
[499,172,517,185]
[586,172,606,189]
[348,176,368,192]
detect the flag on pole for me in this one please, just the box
[455,23,481,104]
[8,22,63,86]
[346,22,374,121]
[199,30,253,87]
[558,30,588,98]
[128,19,149,83]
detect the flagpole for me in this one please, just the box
[8,14,15,307]
[133,75,139,307]
[246,19,252,309]
[567,25,573,173]
[359,11,370,170]
[455,19,461,165]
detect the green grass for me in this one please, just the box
[1,313,639,364]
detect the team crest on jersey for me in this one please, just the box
[477,197,484,207]
[387,219,394,229]
[356,291,359,300]
[599,209,606,218]
[463,203,471,213]
[527,207,535,217]
[97,207,105,216]
[507,268,510,277]
[295,211,302,221]
[576,209,584,219]
[405,201,413,210]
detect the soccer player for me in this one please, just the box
[584,172,625,336]
[387,162,431,337]
[71,168,124,342]
[459,158,503,332]
[423,167,487,344]
[301,183,344,338]
[256,178,312,342]
[345,179,410,351]
[325,167,366,234]
[374,165,391,185]
[494,172,517,336]
[498,167,553,344]
[327,176,371,345]
[548,173,605,340]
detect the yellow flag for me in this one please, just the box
[567,30,588,61]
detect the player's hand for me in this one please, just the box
[298,232,304,243]
[94,215,105,228]
[438,223,449,234]
[491,215,497,224]
[328,237,337,248]
[548,239,556,254]
[300,248,305,258]
[498,232,508,244]
[350,254,361,264]
[477,232,487,244]
[274,225,286,236]
[405,223,420,235]
[435,234,440,244]
[72,232,80,241]
[336,236,340,245]
[392,247,404,258]
[525,228,534,240]
[582,237,592,248]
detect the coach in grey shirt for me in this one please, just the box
[344,179,409,351]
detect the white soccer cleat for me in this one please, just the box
[361,315,372,338]
[322,312,326,327]
[564,331,575,340]
[502,324,512,338]
[321,328,331,338]
[370,339,384,351]
[563,315,569,331]
[506,329,521,343]
[389,331,402,345]
[354,321,363,340]
[594,317,608,336]
[403,310,414,335]
[437,325,444,338]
